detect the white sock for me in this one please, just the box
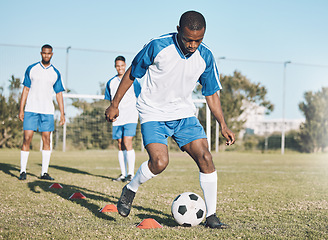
[127,161,156,192]
[199,171,218,217]
[126,149,135,176]
[41,150,52,175]
[20,151,29,173]
[118,150,127,176]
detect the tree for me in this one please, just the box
[0,75,23,148]
[197,71,274,149]
[298,87,328,153]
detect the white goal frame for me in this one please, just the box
[58,93,218,152]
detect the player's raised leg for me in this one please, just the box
[117,143,167,217]
[182,138,229,229]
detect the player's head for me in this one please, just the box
[114,55,126,77]
[177,11,206,55]
[40,44,53,65]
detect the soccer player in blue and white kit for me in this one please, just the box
[105,56,141,182]
[18,44,65,181]
[105,11,235,229]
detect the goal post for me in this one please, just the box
[52,93,216,152]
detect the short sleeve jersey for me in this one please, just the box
[23,62,65,115]
[130,32,222,124]
[104,75,141,126]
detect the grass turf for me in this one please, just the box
[0,149,327,239]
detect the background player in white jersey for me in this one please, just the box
[105,11,235,229]
[18,44,65,181]
[105,56,141,182]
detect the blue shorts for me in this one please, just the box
[112,123,137,140]
[23,112,54,132]
[141,117,207,148]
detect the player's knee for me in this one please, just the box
[198,150,215,172]
[149,156,169,174]
[23,135,32,144]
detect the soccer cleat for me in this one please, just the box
[40,173,54,180]
[19,172,26,180]
[125,174,133,182]
[204,214,230,229]
[117,185,136,217]
[113,174,126,182]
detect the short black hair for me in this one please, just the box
[179,11,206,31]
[115,56,125,63]
[41,44,53,51]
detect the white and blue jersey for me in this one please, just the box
[105,75,141,126]
[131,32,222,124]
[23,62,65,115]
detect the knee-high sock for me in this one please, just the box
[20,151,29,173]
[118,150,126,176]
[127,161,156,192]
[199,171,218,217]
[41,150,52,175]
[126,149,135,176]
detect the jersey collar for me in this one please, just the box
[39,61,52,69]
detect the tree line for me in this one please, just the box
[1,73,327,153]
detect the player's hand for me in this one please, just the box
[59,113,65,126]
[221,126,236,146]
[105,105,119,122]
[19,110,24,122]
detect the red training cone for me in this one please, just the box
[69,192,86,199]
[99,204,118,213]
[49,183,63,189]
[137,218,163,229]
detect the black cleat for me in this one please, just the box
[125,174,133,182]
[204,214,230,229]
[113,174,126,182]
[19,172,26,180]
[117,185,136,217]
[40,173,54,180]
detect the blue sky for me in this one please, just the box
[1,0,327,119]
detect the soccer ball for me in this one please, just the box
[171,192,206,227]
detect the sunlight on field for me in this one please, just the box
[1,150,327,239]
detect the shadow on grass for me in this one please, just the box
[28,180,118,221]
[44,164,115,181]
[26,176,177,226]
[0,163,38,179]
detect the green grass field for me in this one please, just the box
[1,149,327,239]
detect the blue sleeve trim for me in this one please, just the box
[131,33,174,79]
[104,76,115,101]
[22,62,38,88]
[52,66,65,93]
[133,79,141,98]
[198,44,222,96]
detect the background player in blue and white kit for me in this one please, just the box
[18,44,65,181]
[105,11,235,228]
[105,56,141,182]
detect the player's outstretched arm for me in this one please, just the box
[205,92,235,146]
[56,91,65,125]
[19,86,30,122]
[105,66,135,122]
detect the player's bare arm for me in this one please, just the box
[56,92,65,125]
[105,66,135,122]
[19,86,30,122]
[205,92,236,145]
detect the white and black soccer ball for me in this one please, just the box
[171,192,206,227]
